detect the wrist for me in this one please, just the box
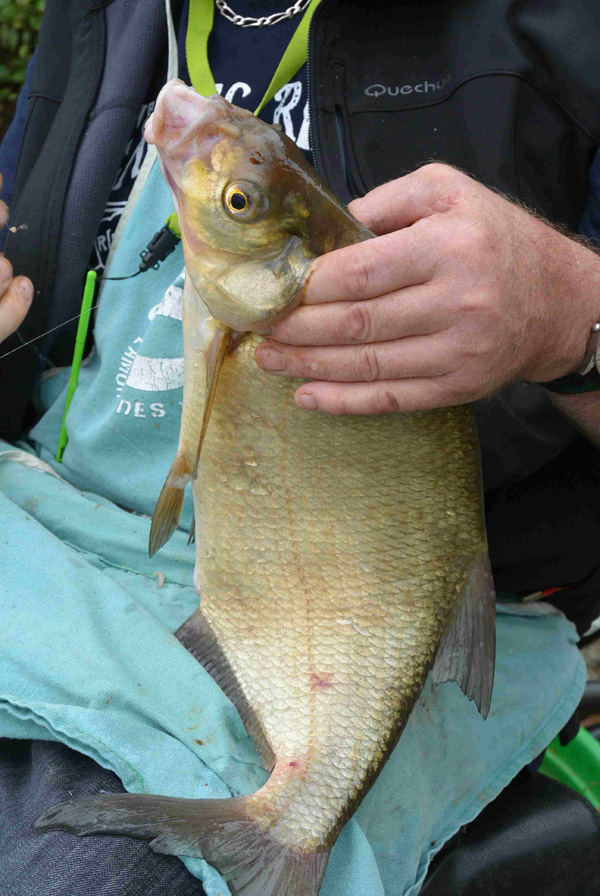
[529,236,600,384]
[540,317,600,395]
[542,299,600,395]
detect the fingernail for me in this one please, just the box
[296,393,317,410]
[258,347,286,371]
[19,280,33,303]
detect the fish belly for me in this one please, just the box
[193,334,486,850]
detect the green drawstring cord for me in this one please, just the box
[167,0,322,237]
[56,216,180,461]
[56,271,97,462]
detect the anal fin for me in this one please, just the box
[431,548,496,719]
[176,609,276,772]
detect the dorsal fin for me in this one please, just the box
[431,548,496,719]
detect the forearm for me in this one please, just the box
[551,390,600,447]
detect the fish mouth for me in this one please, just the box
[145,80,241,186]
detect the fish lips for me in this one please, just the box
[145,80,241,187]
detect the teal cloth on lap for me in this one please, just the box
[0,448,586,895]
[29,161,195,532]
[1,154,586,893]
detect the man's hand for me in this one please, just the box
[0,176,33,345]
[255,163,600,415]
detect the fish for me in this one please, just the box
[35,79,495,896]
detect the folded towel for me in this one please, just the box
[0,447,585,895]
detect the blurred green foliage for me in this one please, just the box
[0,0,45,136]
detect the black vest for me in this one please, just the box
[4,0,600,632]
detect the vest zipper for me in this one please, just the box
[308,11,365,202]
[306,6,320,174]
[331,62,366,200]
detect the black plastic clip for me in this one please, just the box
[139,225,181,273]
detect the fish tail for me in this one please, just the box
[34,792,330,896]
[149,451,193,557]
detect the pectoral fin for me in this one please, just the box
[193,321,232,479]
[149,274,232,558]
[149,324,231,557]
[149,452,193,558]
[431,548,496,719]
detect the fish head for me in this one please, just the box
[146,79,368,331]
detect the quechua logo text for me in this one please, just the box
[365,74,451,98]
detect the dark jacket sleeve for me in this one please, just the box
[579,147,600,247]
[0,56,35,252]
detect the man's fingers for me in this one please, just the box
[293,377,458,415]
[0,255,12,292]
[256,336,453,382]
[0,172,6,230]
[0,274,33,343]
[348,162,466,235]
[299,222,440,308]
[264,283,450,346]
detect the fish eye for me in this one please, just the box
[223,181,267,221]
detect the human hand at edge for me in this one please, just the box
[254,163,600,415]
[0,174,33,345]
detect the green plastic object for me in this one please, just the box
[186,0,321,113]
[166,211,181,239]
[56,270,97,462]
[540,726,600,810]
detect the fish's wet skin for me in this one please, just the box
[35,81,495,896]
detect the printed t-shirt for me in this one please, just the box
[29,0,313,530]
[92,0,312,274]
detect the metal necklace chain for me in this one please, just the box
[215,0,311,27]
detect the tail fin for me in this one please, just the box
[34,793,330,896]
[149,452,192,557]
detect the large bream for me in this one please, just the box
[36,80,496,896]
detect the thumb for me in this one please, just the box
[348,163,462,235]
